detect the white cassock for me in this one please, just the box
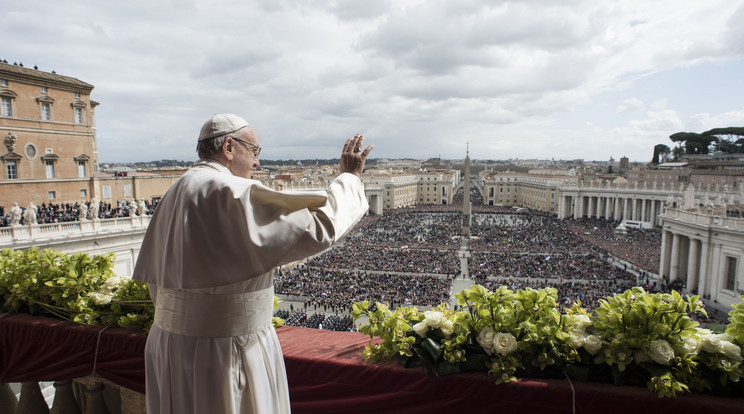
[133,159,368,414]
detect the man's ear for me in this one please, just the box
[222,138,235,161]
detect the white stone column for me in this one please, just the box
[687,238,700,293]
[605,197,612,219]
[710,244,722,303]
[670,233,680,282]
[641,199,647,222]
[614,197,621,221]
[589,197,595,218]
[659,230,669,279]
[623,198,630,220]
[697,240,709,298]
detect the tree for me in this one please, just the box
[651,144,671,164]
[701,127,744,154]
[669,132,716,155]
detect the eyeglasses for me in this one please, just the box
[230,136,261,157]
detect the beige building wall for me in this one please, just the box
[480,171,568,213]
[1,62,97,207]
[416,172,456,205]
[376,174,417,209]
[93,173,184,203]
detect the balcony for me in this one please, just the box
[2,313,743,414]
[0,216,151,250]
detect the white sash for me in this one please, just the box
[154,286,274,337]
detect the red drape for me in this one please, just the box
[1,314,742,413]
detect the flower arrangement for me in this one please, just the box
[352,284,744,398]
[0,248,285,331]
[0,247,154,331]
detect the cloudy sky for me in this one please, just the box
[3,0,744,163]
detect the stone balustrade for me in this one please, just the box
[1,378,145,414]
[663,208,744,228]
[0,216,151,243]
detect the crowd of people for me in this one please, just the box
[273,309,356,332]
[273,184,672,319]
[0,199,159,226]
[563,218,662,273]
[0,185,680,321]
[274,268,453,312]
[469,252,637,283]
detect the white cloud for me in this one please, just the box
[688,110,744,132]
[617,98,645,113]
[1,0,742,162]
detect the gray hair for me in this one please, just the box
[196,135,227,159]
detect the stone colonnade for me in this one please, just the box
[557,193,666,226]
[658,210,744,310]
[658,229,709,296]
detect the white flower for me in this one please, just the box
[440,320,454,336]
[681,336,700,355]
[721,333,736,343]
[87,291,111,305]
[721,341,744,361]
[701,333,724,354]
[492,332,518,356]
[477,326,496,354]
[568,329,585,348]
[104,276,125,290]
[423,311,444,328]
[583,335,602,356]
[572,314,592,329]
[648,340,675,365]
[412,321,428,338]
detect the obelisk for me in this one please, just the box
[458,144,472,279]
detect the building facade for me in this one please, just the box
[480,170,571,213]
[0,62,98,207]
[659,208,743,313]
[416,171,456,205]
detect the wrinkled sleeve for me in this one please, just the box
[135,171,368,289]
[271,173,368,266]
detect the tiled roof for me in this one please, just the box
[0,62,93,91]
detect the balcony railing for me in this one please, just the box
[662,208,744,228]
[3,313,744,414]
[0,216,152,247]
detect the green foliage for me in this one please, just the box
[354,286,744,398]
[0,248,154,331]
[668,132,716,155]
[456,285,565,383]
[651,144,671,164]
[0,248,287,333]
[272,295,285,329]
[701,127,744,138]
[727,296,744,345]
